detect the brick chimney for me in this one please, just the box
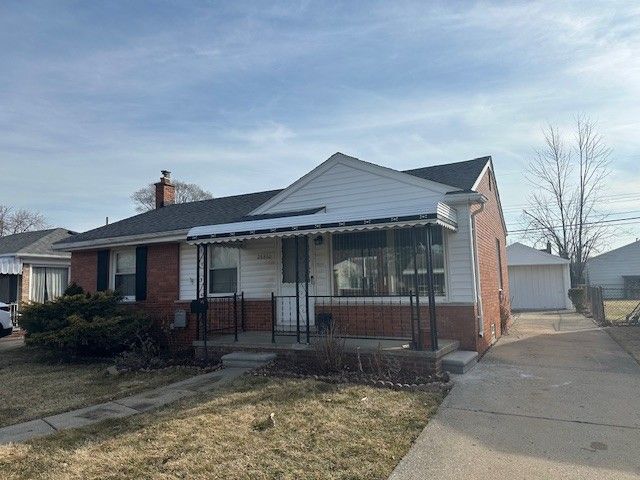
[155,170,175,208]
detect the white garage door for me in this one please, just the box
[508,265,568,310]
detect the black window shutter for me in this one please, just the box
[96,250,110,291]
[135,246,148,301]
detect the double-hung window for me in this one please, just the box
[113,249,136,301]
[208,247,239,294]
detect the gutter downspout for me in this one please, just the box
[470,202,485,337]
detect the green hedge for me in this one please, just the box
[19,290,151,357]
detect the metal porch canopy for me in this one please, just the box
[186,202,457,244]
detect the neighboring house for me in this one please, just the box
[586,240,640,299]
[54,153,509,356]
[506,242,572,311]
[0,228,75,321]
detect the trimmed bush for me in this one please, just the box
[19,290,151,357]
[568,288,585,312]
[19,291,122,335]
[63,282,85,296]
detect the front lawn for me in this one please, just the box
[0,344,202,428]
[0,376,441,480]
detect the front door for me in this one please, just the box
[277,236,315,334]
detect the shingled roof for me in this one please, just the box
[0,228,75,257]
[56,155,491,247]
[56,190,282,245]
[402,156,489,191]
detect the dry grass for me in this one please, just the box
[604,300,640,323]
[0,376,441,480]
[0,344,202,428]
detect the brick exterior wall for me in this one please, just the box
[19,265,30,305]
[70,250,97,293]
[472,167,510,354]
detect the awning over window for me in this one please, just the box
[0,256,22,275]
[187,202,457,244]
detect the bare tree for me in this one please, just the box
[523,116,611,286]
[0,205,48,237]
[131,181,213,212]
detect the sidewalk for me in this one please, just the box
[390,311,640,480]
[0,366,249,444]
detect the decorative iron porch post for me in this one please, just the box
[295,235,300,343]
[196,243,209,358]
[425,224,439,351]
[305,234,311,344]
[411,227,423,350]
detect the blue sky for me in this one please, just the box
[1,1,639,250]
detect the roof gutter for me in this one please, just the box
[51,229,189,252]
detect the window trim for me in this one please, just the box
[207,245,240,297]
[111,248,137,302]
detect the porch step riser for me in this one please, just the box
[441,350,479,374]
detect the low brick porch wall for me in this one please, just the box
[133,298,479,355]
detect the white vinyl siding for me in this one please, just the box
[179,242,197,301]
[256,161,448,217]
[180,239,278,300]
[239,238,278,298]
[586,241,640,290]
[444,205,475,302]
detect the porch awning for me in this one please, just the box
[187,202,457,244]
[0,256,22,275]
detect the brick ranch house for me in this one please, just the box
[54,153,509,371]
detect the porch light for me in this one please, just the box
[314,235,324,246]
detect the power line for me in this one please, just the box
[502,194,640,212]
[507,215,640,234]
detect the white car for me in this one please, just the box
[0,302,14,338]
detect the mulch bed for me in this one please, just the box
[253,357,453,394]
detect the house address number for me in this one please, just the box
[257,253,273,261]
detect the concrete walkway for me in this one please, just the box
[0,366,249,444]
[390,311,640,480]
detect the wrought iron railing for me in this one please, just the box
[196,293,244,342]
[270,292,420,347]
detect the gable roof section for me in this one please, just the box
[56,189,281,247]
[249,152,462,216]
[0,228,74,257]
[587,240,640,263]
[507,242,570,266]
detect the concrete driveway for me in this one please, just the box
[390,311,640,479]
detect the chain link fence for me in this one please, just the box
[585,285,640,325]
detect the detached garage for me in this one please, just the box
[507,242,572,311]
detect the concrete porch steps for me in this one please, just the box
[221,351,277,368]
[441,350,478,374]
